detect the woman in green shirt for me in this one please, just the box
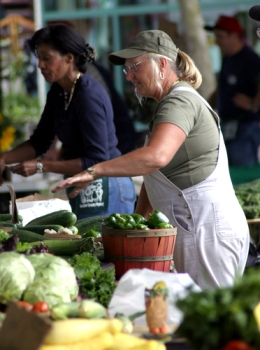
[52,29,249,290]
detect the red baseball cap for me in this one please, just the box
[204,15,243,35]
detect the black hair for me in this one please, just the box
[27,24,96,73]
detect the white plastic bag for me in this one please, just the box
[108,268,201,326]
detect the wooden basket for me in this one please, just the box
[43,234,82,240]
[102,225,177,279]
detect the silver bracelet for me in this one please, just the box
[36,160,43,174]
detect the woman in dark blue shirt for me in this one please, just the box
[0,24,135,218]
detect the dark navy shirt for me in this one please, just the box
[29,73,121,171]
[217,45,260,123]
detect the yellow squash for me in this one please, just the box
[106,332,148,349]
[39,331,114,350]
[127,340,166,350]
[43,318,122,345]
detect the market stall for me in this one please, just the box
[0,186,260,350]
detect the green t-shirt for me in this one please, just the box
[149,82,219,190]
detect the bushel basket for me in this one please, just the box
[102,225,177,279]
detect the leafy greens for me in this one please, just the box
[68,252,116,308]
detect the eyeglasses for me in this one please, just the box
[123,59,146,75]
[257,28,260,38]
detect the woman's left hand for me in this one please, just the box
[9,160,38,177]
[52,170,93,197]
[233,93,252,110]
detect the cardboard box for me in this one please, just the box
[10,193,71,225]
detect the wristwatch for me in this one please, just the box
[36,160,43,174]
[87,166,97,179]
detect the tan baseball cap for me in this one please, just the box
[108,29,179,65]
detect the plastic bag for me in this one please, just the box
[108,268,201,326]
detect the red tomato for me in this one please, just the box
[32,301,49,313]
[222,340,255,350]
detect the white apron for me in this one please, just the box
[144,87,250,290]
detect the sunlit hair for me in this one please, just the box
[174,51,202,89]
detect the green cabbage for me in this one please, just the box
[23,253,78,307]
[0,252,35,304]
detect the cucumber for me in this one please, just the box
[74,215,108,235]
[25,210,77,227]
[19,225,63,235]
[0,214,23,223]
[31,237,94,256]
[10,228,49,242]
[0,221,23,229]
[0,222,19,228]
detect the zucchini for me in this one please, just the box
[19,225,63,235]
[25,210,77,227]
[75,215,108,235]
[10,228,49,242]
[0,213,23,223]
[31,237,94,256]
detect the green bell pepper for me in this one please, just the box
[131,213,147,225]
[82,228,101,238]
[119,214,136,229]
[103,214,117,228]
[157,222,173,229]
[135,223,150,230]
[147,210,170,229]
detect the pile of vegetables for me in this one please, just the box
[38,317,166,350]
[0,210,105,255]
[0,213,23,228]
[24,253,79,307]
[0,252,79,307]
[175,268,260,350]
[234,179,260,219]
[0,210,171,349]
[103,210,173,230]
[0,210,117,308]
[0,252,36,304]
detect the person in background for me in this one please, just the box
[205,15,260,167]
[52,30,250,290]
[0,24,136,218]
[86,61,137,155]
[44,61,137,160]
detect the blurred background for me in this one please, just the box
[0,0,259,211]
